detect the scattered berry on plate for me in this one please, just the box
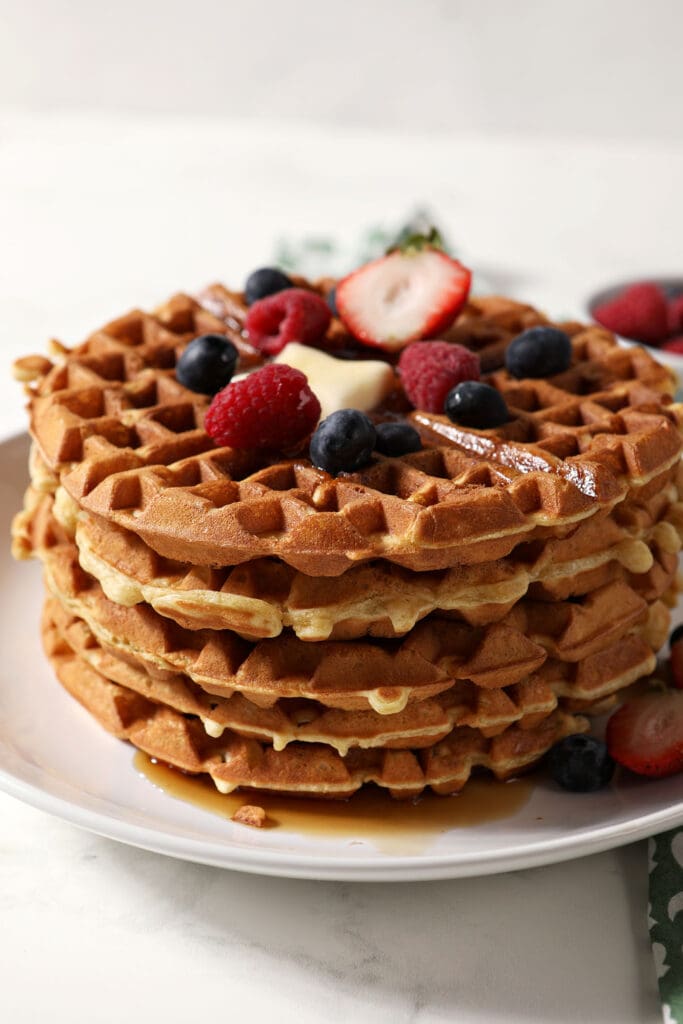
[606,689,683,778]
[593,282,669,344]
[669,628,683,690]
[244,267,293,305]
[667,295,683,335]
[176,334,239,395]
[505,326,572,379]
[205,364,321,450]
[444,380,509,429]
[669,624,683,647]
[245,288,332,356]
[547,734,615,792]
[309,409,377,475]
[335,238,471,352]
[662,336,683,354]
[374,421,422,457]
[398,340,480,413]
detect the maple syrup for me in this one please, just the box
[134,752,534,854]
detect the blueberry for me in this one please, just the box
[505,326,572,379]
[547,735,615,792]
[176,334,238,395]
[374,422,422,457]
[327,285,339,317]
[670,624,683,648]
[244,267,293,305]
[444,381,509,429]
[310,409,377,475]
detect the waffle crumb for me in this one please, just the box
[232,804,268,828]
[12,355,53,383]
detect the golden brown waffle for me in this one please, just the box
[46,589,658,749]
[42,606,588,798]
[15,287,683,803]
[17,294,682,575]
[16,457,683,642]
[70,479,681,639]
[39,531,668,711]
[47,597,560,752]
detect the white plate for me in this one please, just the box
[1,433,682,881]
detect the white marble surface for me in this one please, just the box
[2,111,682,1023]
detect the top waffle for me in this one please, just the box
[17,290,683,575]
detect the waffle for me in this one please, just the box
[16,459,683,642]
[14,286,683,804]
[72,478,681,639]
[42,605,588,798]
[39,526,670,710]
[47,598,560,752]
[17,295,682,575]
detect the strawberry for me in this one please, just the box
[336,235,471,352]
[605,690,683,778]
[670,640,683,690]
[662,336,683,355]
[668,295,683,335]
[593,282,669,344]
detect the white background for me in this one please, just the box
[1,3,682,1023]
[2,0,683,140]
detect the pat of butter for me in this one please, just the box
[273,342,395,419]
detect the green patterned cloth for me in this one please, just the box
[650,829,683,1023]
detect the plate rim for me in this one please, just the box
[1,761,682,881]
[2,429,682,882]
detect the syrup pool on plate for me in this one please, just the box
[134,752,534,855]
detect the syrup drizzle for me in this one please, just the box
[134,752,534,855]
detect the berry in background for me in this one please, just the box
[593,282,669,344]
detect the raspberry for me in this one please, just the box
[668,295,683,335]
[245,288,331,356]
[205,364,321,451]
[398,341,480,413]
[662,336,683,354]
[593,283,669,344]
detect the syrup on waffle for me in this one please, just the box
[42,606,588,799]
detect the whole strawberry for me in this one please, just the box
[398,341,480,412]
[593,282,669,344]
[205,364,321,451]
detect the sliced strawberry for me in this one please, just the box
[670,642,683,690]
[605,690,683,778]
[336,245,471,352]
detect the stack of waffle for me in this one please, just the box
[12,289,683,799]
